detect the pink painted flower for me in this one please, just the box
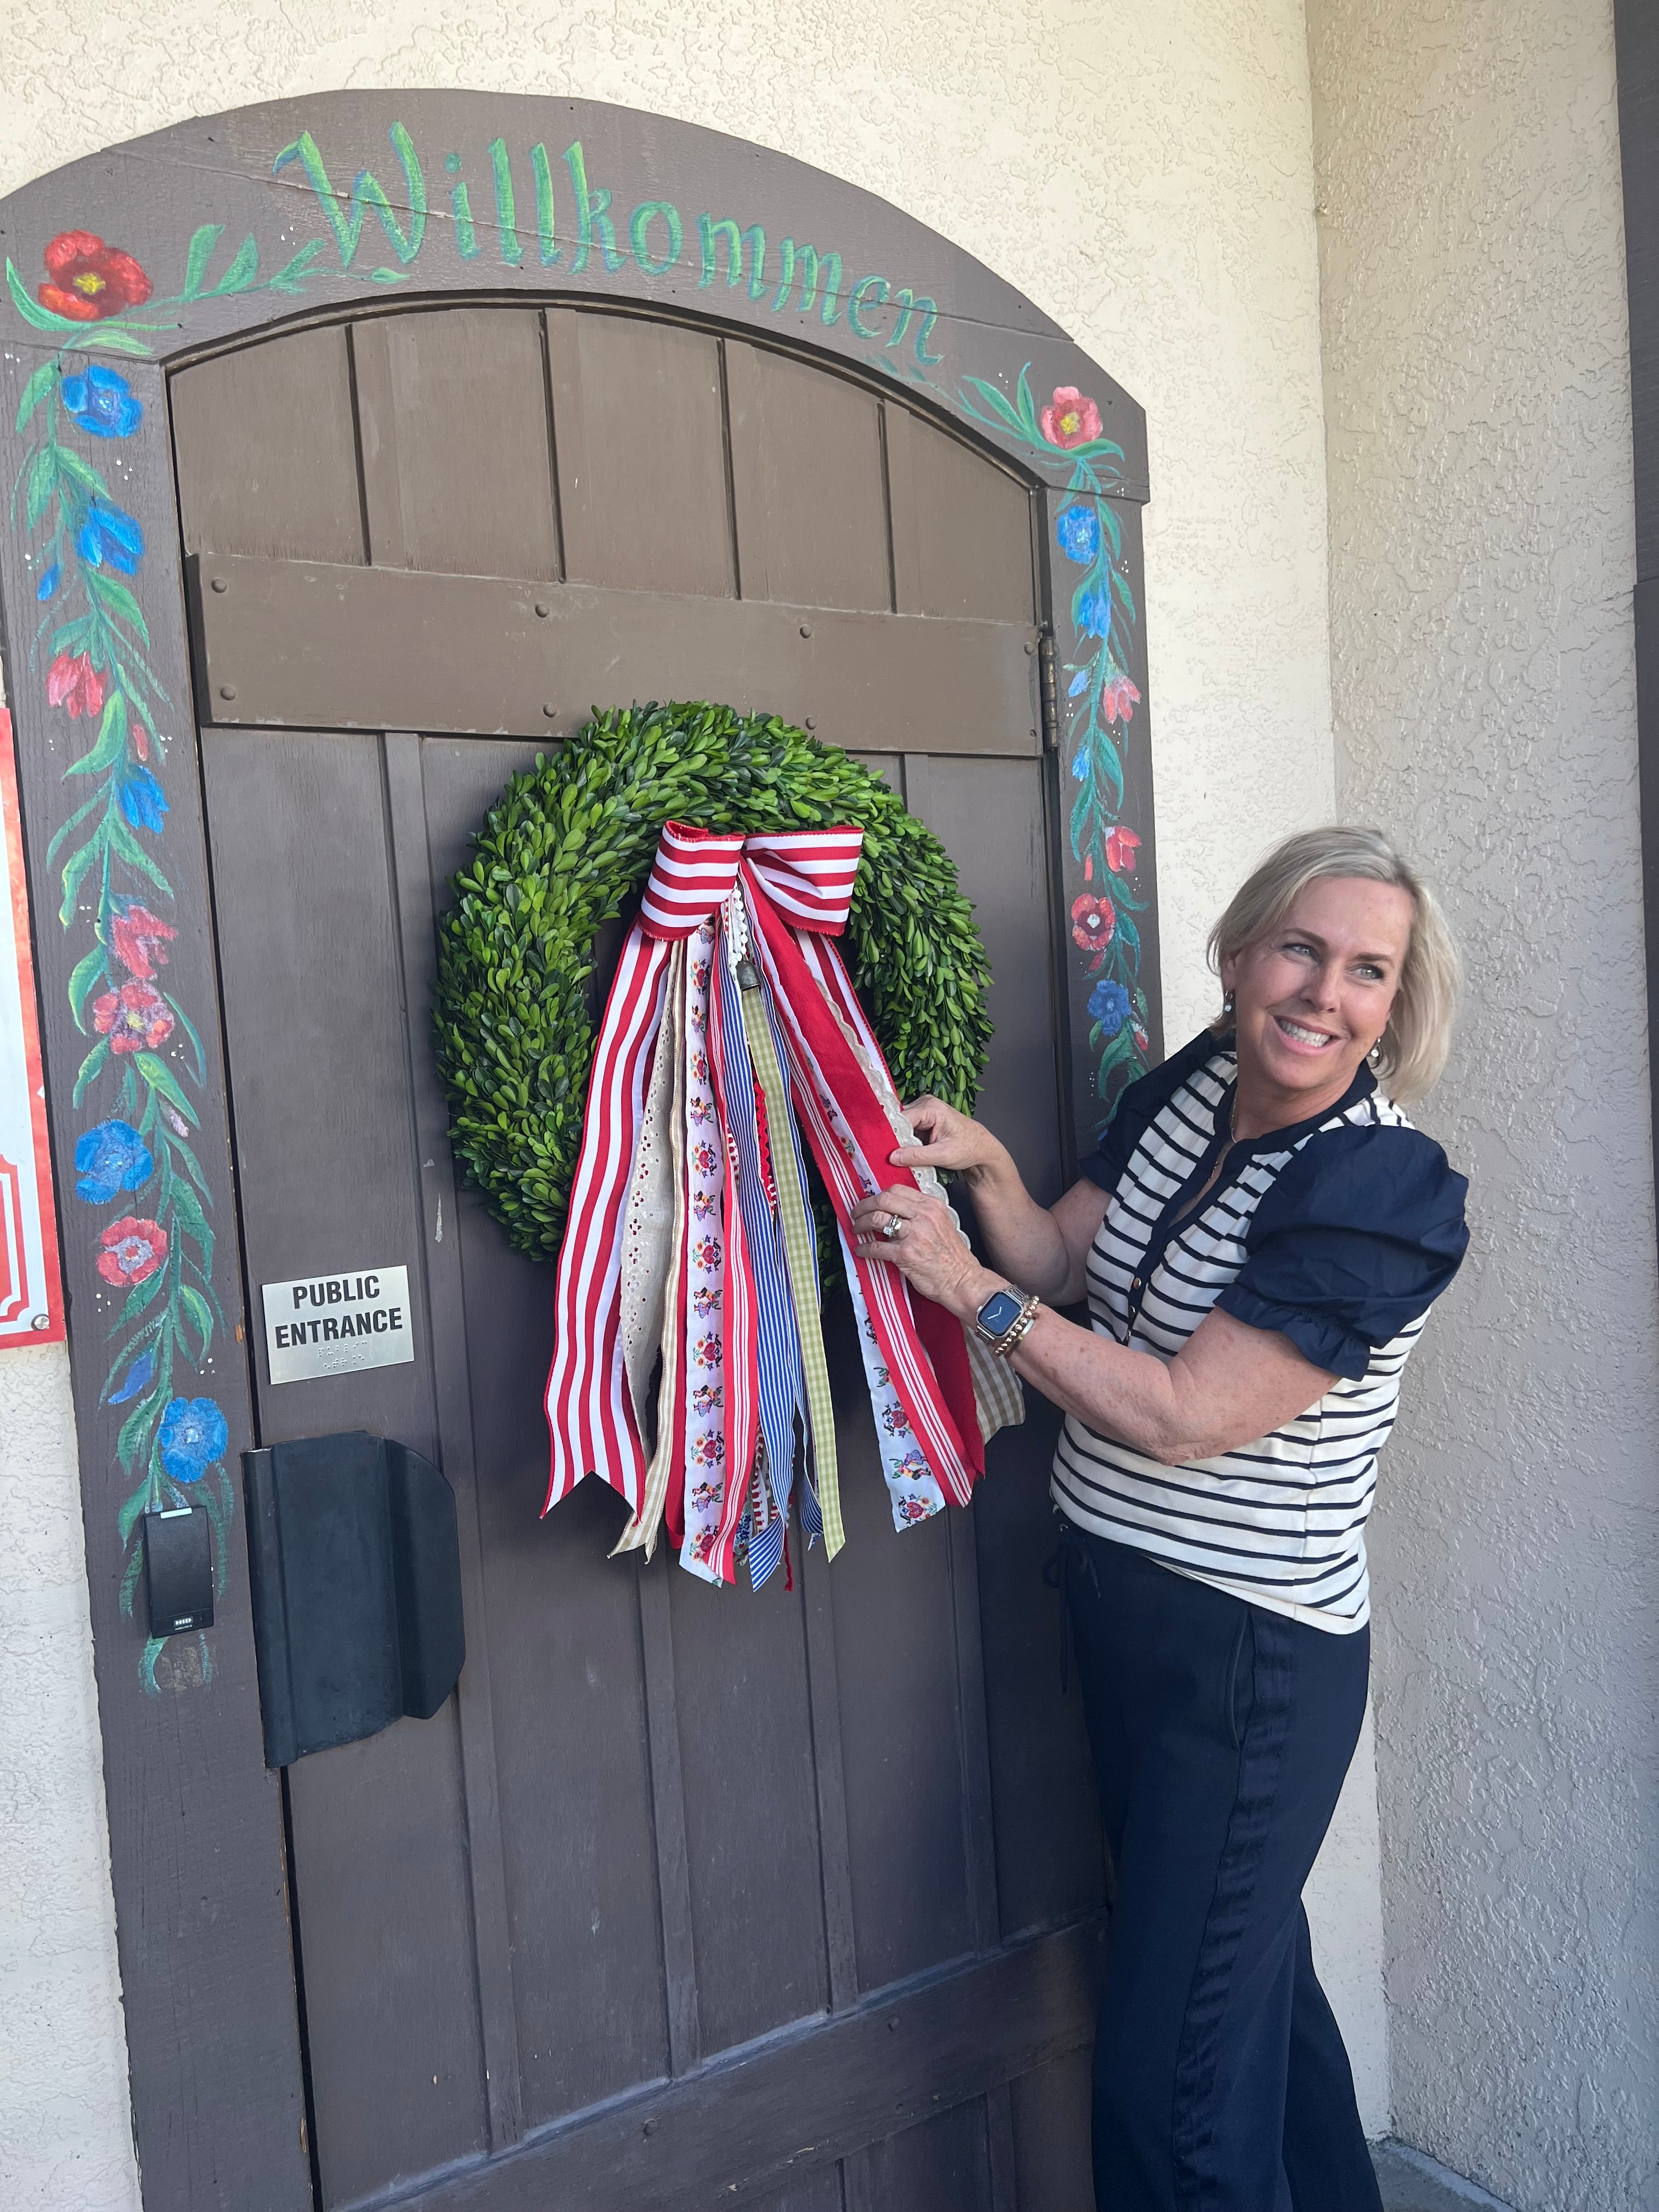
[97,1214,167,1287]
[1040,385,1103,449]
[110,904,177,979]
[46,651,106,720]
[1133,1024,1150,1051]
[1102,672,1141,724]
[1105,826,1142,874]
[92,979,173,1054]
[1070,894,1115,955]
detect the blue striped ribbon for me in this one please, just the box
[758,977,825,1544]
[714,934,804,1588]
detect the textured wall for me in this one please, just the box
[1308,3,1657,2208]
[0,1,1372,2193]
[0,1345,140,2212]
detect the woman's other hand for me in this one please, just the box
[848,1186,995,1317]
[890,1096,1012,1185]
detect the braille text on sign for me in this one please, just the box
[262,1265,414,1385]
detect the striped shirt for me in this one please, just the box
[1051,1031,1469,1631]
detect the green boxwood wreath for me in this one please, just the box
[433,702,995,1259]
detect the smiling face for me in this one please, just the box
[1221,874,1414,1134]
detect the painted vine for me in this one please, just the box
[7,221,391,1690]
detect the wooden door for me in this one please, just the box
[171,305,1105,2212]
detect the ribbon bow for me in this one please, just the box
[544,820,992,1585]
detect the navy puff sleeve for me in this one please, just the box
[1216,1122,1470,1381]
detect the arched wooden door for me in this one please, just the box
[170,305,1103,2210]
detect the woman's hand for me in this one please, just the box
[849,1185,997,1319]
[889,1096,1013,1186]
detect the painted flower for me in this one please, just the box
[158,1396,228,1484]
[1089,979,1132,1037]
[1040,385,1103,449]
[1054,502,1101,565]
[1070,894,1115,955]
[1133,1024,1150,1051]
[37,230,153,323]
[61,364,143,439]
[108,1348,155,1406]
[118,765,168,833]
[37,563,60,602]
[1077,589,1112,640]
[1102,670,1141,724]
[1105,826,1142,873]
[111,904,177,979]
[77,499,144,574]
[92,978,173,1054]
[74,1118,154,1203]
[97,1214,167,1287]
[46,651,106,719]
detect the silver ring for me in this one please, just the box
[880,1212,904,1241]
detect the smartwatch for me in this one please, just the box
[974,1286,1029,1347]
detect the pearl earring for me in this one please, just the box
[1368,1040,1383,1066]
[1222,990,1235,1018]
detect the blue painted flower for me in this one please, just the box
[109,1350,155,1406]
[77,499,144,574]
[61,364,143,439]
[74,1117,154,1203]
[36,562,60,602]
[1055,502,1101,565]
[1088,978,1132,1037]
[1070,746,1089,782]
[1067,667,1090,698]
[159,1397,229,1485]
[118,765,168,833]
[1077,588,1111,640]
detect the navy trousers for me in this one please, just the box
[1063,1525,1383,2212]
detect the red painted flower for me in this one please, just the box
[111,905,177,980]
[37,230,153,323]
[1070,894,1115,954]
[92,979,173,1054]
[1040,385,1103,449]
[1102,673,1142,724]
[46,652,106,720]
[1105,826,1142,874]
[1133,1024,1150,1050]
[97,1214,168,1288]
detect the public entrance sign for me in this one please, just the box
[0,707,64,1349]
[262,1263,414,1383]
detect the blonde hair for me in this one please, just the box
[1206,827,1460,1104]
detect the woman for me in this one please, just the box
[850,826,1469,2212]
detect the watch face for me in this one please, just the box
[977,1290,1024,1336]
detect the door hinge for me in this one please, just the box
[1037,630,1059,752]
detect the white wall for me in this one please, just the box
[1308,3,1657,2208]
[0,2,1378,2195]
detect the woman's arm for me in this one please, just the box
[891,1097,1108,1304]
[847,1187,1336,1463]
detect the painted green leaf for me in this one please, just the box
[179,1283,215,1359]
[134,1049,200,1128]
[14,357,58,433]
[117,1479,155,1551]
[68,943,110,1031]
[182,223,226,300]
[46,789,104,872]
[5,258,81,334]
[24,445,56,528]
[213,235,261,294]
[66,691,129,777]
[59,833,105,926]
[168,1177,213,1268]
[86,569,151,647]
[77,326,154,360]
[54,447,110,500]
[72,1036,110,1105]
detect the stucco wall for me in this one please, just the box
[1308,3,1657,2208]
[0,4,1373,2199]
